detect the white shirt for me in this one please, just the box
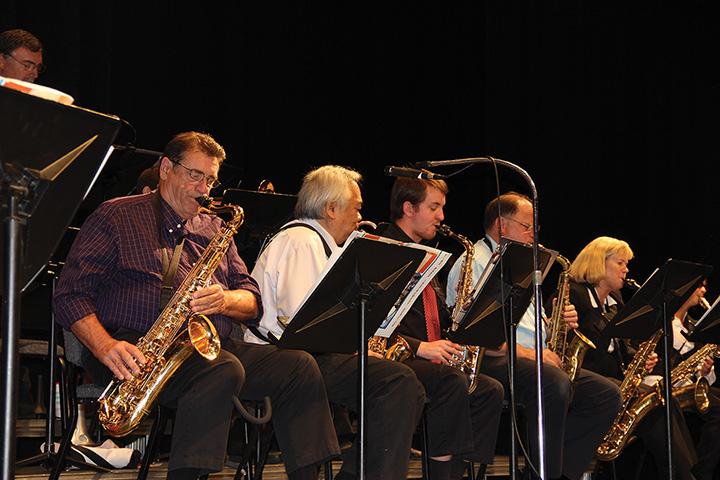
[446,234,545,350]
[244,219,342,345]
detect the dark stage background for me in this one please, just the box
[4,2,720,312]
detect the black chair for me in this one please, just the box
[48,330,112,479]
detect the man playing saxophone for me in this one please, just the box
[447,192,621,480]
[53,132,258,479]
[375,176,504,480]
[567,236,698,480]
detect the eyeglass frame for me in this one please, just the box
[167,158,221,188]
[501,215,539,232]
[3,52,45,74]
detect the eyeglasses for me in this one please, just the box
[3,53,45,74]
[501,216,539,232]
[169,159,221,188]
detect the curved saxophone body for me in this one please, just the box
[596,329,664,461]
[368,335,414,362]
[547,254,596,381]
[671,343,717,413]
[438,224,484,394]
[98,202,245,437]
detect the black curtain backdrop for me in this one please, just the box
[4,1,719,292]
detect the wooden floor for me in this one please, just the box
[15,456,520,479]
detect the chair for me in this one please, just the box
[48,330,111,479]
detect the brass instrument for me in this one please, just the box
[547,254,596,381]
[624,278,642,290]
[438,224,484,394]
[596,329,664,461]
[98,199,244,437]
[368,335,414,362]
[672,296,716,413]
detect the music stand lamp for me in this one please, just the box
[278,237,426,479]
[606,259,712,480]
[1,87,120,479]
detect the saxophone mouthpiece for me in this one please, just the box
[195,195,212,208]
[624,278,642,291]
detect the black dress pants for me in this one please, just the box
[225,340,341,474]
[481,355,621,480]
[405,357,504,462]
[82,329,245,474]
[314,352,426,480]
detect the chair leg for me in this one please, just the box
[49,364,111,480]
[137,405,169,480]
[324,459,334,480]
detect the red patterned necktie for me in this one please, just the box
[422,284,441,342]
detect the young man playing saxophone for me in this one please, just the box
[375,176,504,480]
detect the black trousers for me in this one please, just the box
[630,382,698,480]
[481,355,621,480]
[404,357,504,462]
[314,352,426,480]
[82,330,245,474]
[225,340,340,474]
[689,387,720,480]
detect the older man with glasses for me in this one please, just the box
[0,28,45,83]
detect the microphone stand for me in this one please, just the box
[418,157,546,479]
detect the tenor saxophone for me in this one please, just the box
[97,199,245,437]
[546,254,595,381]
[596,329,664,461]
[438,224,484,394]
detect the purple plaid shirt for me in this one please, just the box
[53,192,261,338]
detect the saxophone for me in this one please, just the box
[596,329,664,461]
[547,254,595,381]
[367,335,414,362]
[671,343,718,413]
[438,224,484,394]
[672,297,717,414]
[98,199,245,437]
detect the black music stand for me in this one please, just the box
[449,239,556,479]
[1,86,120,479]
[686,298,720,345]
[278,236,426,479]
[221,188,296,268]
[606,258,712,480]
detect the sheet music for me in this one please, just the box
[288,229,451,338]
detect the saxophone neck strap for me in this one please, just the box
[153,192,186,311]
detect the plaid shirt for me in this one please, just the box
[53,192,261,338]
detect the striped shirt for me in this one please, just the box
[53,192,261,338]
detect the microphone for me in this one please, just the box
[384,166,446,180]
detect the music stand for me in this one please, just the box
[605,258,712,480]
[449,239,557,347]
[278,236,426,478]
[686,297,720,345]
[1,87,120,479]
[222,188,297,269]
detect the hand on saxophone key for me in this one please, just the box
[699,356,714,377]
[562,302,579,330]
[191,283,226,315]
[99,339,147,381]
[644,352,659,373]
[417,340,463,365]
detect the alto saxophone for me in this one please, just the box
[596,329,664,461]
[672,297,717,414]
[546,254,595,381]
[98,199,245,437]
[438,224,484,394]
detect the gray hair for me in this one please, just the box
[294,165,362,219]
